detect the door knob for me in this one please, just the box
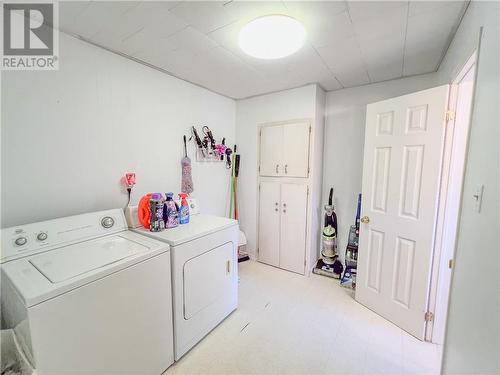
[361,216,370,224]
[275,164,279,174]
[275,208,278,212]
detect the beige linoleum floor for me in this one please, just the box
[166,260,442,375]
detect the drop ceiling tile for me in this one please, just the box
[348,1,408,41]
[403,2,465,76]
[63,1,140,39]
[166,27,218,54]
[223,1,288,22]
[358,33,404,81]
[336,68,371,88]
[403,45,444,76]
[319,76,343,91]
[408,1,466,17]
[122,28,179,57]
[368,60,403,82]
[96,3,187,41]
[316,37,366,73]
[59,1,91,31]
[347,1,407,19]
[169,1,238,34]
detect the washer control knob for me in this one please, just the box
[101,216,115,229]
[15,237,28,246]
[37,232,48,241]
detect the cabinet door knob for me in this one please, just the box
[361,216,370,224]
[275,202,279,206]
[275,208,279,212]
[283,209,286,213]
[275,164,279,174]
[285,164,288,174]
[283,203,287,207]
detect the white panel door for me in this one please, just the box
[279,183,308,274]
[282,122,310,177]
[260,125,283,176]
[258,181,280,266]
[356,85,449,339]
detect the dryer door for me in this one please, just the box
[183,242,234,320]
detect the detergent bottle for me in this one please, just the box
[149,193,165,232]
[163,192,179,228]
[178,193,190,224]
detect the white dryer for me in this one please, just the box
[133,213,238,360]
[1,209,174,375]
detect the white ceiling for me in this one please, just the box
[59,1,468,99]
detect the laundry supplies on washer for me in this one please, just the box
[149,193,165,232]
[164,193,180,228]
[178,193,190,224]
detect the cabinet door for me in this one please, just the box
[282,122,310,177]
[279,183,308,274]
[259,125,283,176]
[258,181,281,266]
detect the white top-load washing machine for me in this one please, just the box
[1,209,174,375]
[132,212,238,360]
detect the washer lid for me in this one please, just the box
[29,236,148,283]
[1,231,169,307]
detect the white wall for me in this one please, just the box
[323,73,439,262]
[1,32,236,227]
[235,84,318,258]
[437,2,500,373]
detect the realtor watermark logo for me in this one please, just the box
[2,1,59,70]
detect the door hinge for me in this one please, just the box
[259,183,261,191]
[448,259,453,269]
[307,186,310,196]
[309,125,312,134]
[425,311,434,322]
[258,165,261,172]
[445,110,455,122]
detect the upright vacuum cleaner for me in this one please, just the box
[313,188,343,278]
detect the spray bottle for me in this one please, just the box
[178,193,190,224]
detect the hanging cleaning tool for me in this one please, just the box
[202,126,216,156]
[191,126,205,158]
[181,135,194,194]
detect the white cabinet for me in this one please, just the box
[258,182,308,274]
[259,121,310,178]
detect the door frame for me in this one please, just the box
[425,51,478,343]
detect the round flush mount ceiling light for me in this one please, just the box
[238,15,306,59]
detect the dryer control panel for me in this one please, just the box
[1,209,127,263]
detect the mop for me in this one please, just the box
[181,135,194,194]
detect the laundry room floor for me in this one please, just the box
[165,261,442,375]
